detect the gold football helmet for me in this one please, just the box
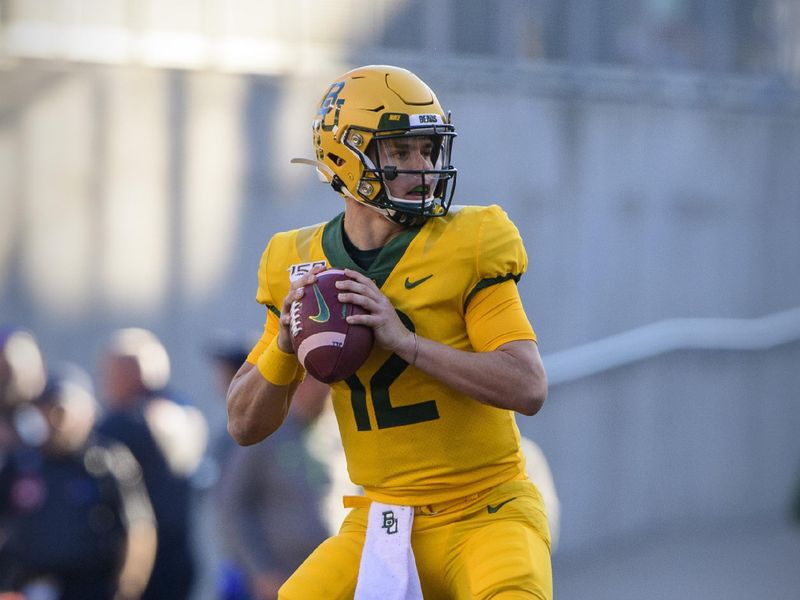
[297,65,457,225]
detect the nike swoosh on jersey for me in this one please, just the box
[404,274,433,289]
[487,497,517,514]
[309,284,330,323]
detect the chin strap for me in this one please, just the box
[387,209,426,227]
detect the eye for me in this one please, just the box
[391,149,409,160]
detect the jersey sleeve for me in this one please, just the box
[255,236,280,313]
[466,204,528,307]
[465,205,535,350]
[245,311,281,364]
[248,235,305,380]
[247,235,281,364]
[466,279,536,351]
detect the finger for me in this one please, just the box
[288,276,319,306]
[282,287,303,314]
[335,278,375,299]
[290,271,317,292]
[280,297,294,320]
[343,268,376,289]
[346,312,376,326]
[337,291,380,312]
[295,266,323,287]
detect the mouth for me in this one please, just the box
[406,185,430,198]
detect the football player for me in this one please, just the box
[227,65,551,599]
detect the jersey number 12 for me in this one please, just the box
[343,311,439,430]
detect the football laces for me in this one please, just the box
[289,300,303,337]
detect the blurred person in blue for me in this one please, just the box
[97,328,208,600]
[205,332,255,484]
[203,332,253,600]
[0,362,157,600]
[207,332,332,600]
[1,327,48,582]
[0,328,47,462]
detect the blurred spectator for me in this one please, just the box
[0,364,156,600]
[1,328,47,460]
[202,332,254,600]
[218,376,331,600]
[206,331,253,470]
[207,331,331,600]
[0,327,48,588]
[97,328,207,600]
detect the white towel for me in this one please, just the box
[354,502,423,600]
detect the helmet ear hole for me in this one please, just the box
[364,142,379,166]
[327,153,346,167]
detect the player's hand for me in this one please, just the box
[278,266,327,353]
[336,269,415,356]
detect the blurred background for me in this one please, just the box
[1,0,799,598]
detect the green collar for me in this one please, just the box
[322,212,421,288]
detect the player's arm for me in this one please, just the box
[413,336,545,415]
[226,362,298,445]
[338,269,547,416]
[226,270,318,445]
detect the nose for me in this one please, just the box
[407,149,432,170]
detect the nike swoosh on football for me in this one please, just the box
[487,497,517,514]
[404,274,433,289]
[309,284,330,323]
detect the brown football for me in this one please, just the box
[289,269,374,383]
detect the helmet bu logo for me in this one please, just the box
[317,81,345,133]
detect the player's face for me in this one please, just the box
[375,136,441,201]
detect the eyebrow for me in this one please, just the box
[387,139,434,150]
[387,140,412,150]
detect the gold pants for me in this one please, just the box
[279,478,552,600]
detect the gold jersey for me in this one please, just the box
[255,204,536,505]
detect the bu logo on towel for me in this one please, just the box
[381,510,398,534]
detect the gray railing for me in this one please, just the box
[544,306,800,386]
